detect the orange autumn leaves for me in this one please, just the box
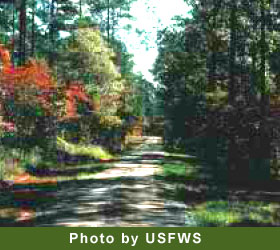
[0,45,94,122]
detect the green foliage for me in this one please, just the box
[187,201,273,226]
[206,87,228,108]
[162,162,198,180]
[70,27,125,94]
[87,0,137,39]
[77,16,97,28]
[57,137,113,160]
[0,145,42,180]
[152,25,207,96]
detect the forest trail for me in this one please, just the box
[86,136,165,180]
[1,136,279,227]
[36,136,188,227]
[0,136,190,226]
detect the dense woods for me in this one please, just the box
[152,0,280,182]
[0,0,150,177]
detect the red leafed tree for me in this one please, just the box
[0,44,94,130]
[0,44,55,113]
[64,82,94,118]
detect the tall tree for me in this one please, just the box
[87,0,136,42]
[153,0,280,181]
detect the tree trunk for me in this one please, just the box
[31,0,36,56]
[49,0,55,66]
[19,0,26,65]
[107,0,110,42]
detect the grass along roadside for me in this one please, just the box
[57,137,113,160]
[186,200,273,226]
